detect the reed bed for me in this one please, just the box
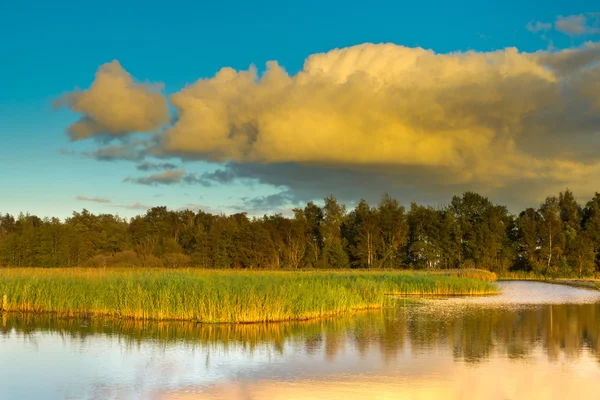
[498,271,549,281]
[0,268,498,323]
[427,268,497,282]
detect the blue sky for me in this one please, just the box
[1,0,599,218]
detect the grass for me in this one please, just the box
[0,268,498,323]
[428,268,497,282]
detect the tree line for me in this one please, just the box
[1,190,600,276]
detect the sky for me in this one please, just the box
[1,0,599,219]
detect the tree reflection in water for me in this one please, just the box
[2,300,600,364]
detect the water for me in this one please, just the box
[2,281,600,400]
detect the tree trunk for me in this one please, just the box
[546,223,552,275]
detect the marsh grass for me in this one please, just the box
[427,268,497,282]
[498,271,547,281]
[0,268,497,323]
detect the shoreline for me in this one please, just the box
[498,278,600,291]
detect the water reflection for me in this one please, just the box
[3,302,600,364]
[1,282,600,399]
[403,302,600,363]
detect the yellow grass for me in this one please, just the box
[0,268,498,323]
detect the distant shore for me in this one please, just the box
[498,275,600,291]
[541,279,600,291]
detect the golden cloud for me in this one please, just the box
[57,60,169,140]
[160,44,600,188]
[60,43,600,207]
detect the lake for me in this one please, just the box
[2,281,600,400]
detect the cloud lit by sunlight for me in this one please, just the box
[59,42,600,208]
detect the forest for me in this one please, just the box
[1,190,600,277]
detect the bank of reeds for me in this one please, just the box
[428,268,497,282]
[0,268,497,323]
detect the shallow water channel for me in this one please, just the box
[2,281,600,399]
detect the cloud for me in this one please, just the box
[209,162,454,210]
[124,169,185,185]
[182,167,241,186]
[79,135,162,162]
[161,43,600,173]
[526,21,552,33]
[556,14,587,36]
[535,41,600,74]
[555,14,600,36]
[236,190,301,215]
[76,195,111,203]
[55,60,169,140]
[125,167,240,188]
[136,161,179,171]
[178,203,224,214]
[82,144,146,162]
[62,42,600,210]
[111,202,151,210]
[164,45,550,170]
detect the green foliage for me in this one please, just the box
[323,243,349,269]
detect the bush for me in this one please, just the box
[85,254,108,268]
[190,252,211,268]
[162,253,192,268]
[140,254,163,268]
[107,251,142,268]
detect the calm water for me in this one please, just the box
[2,281,600,400]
